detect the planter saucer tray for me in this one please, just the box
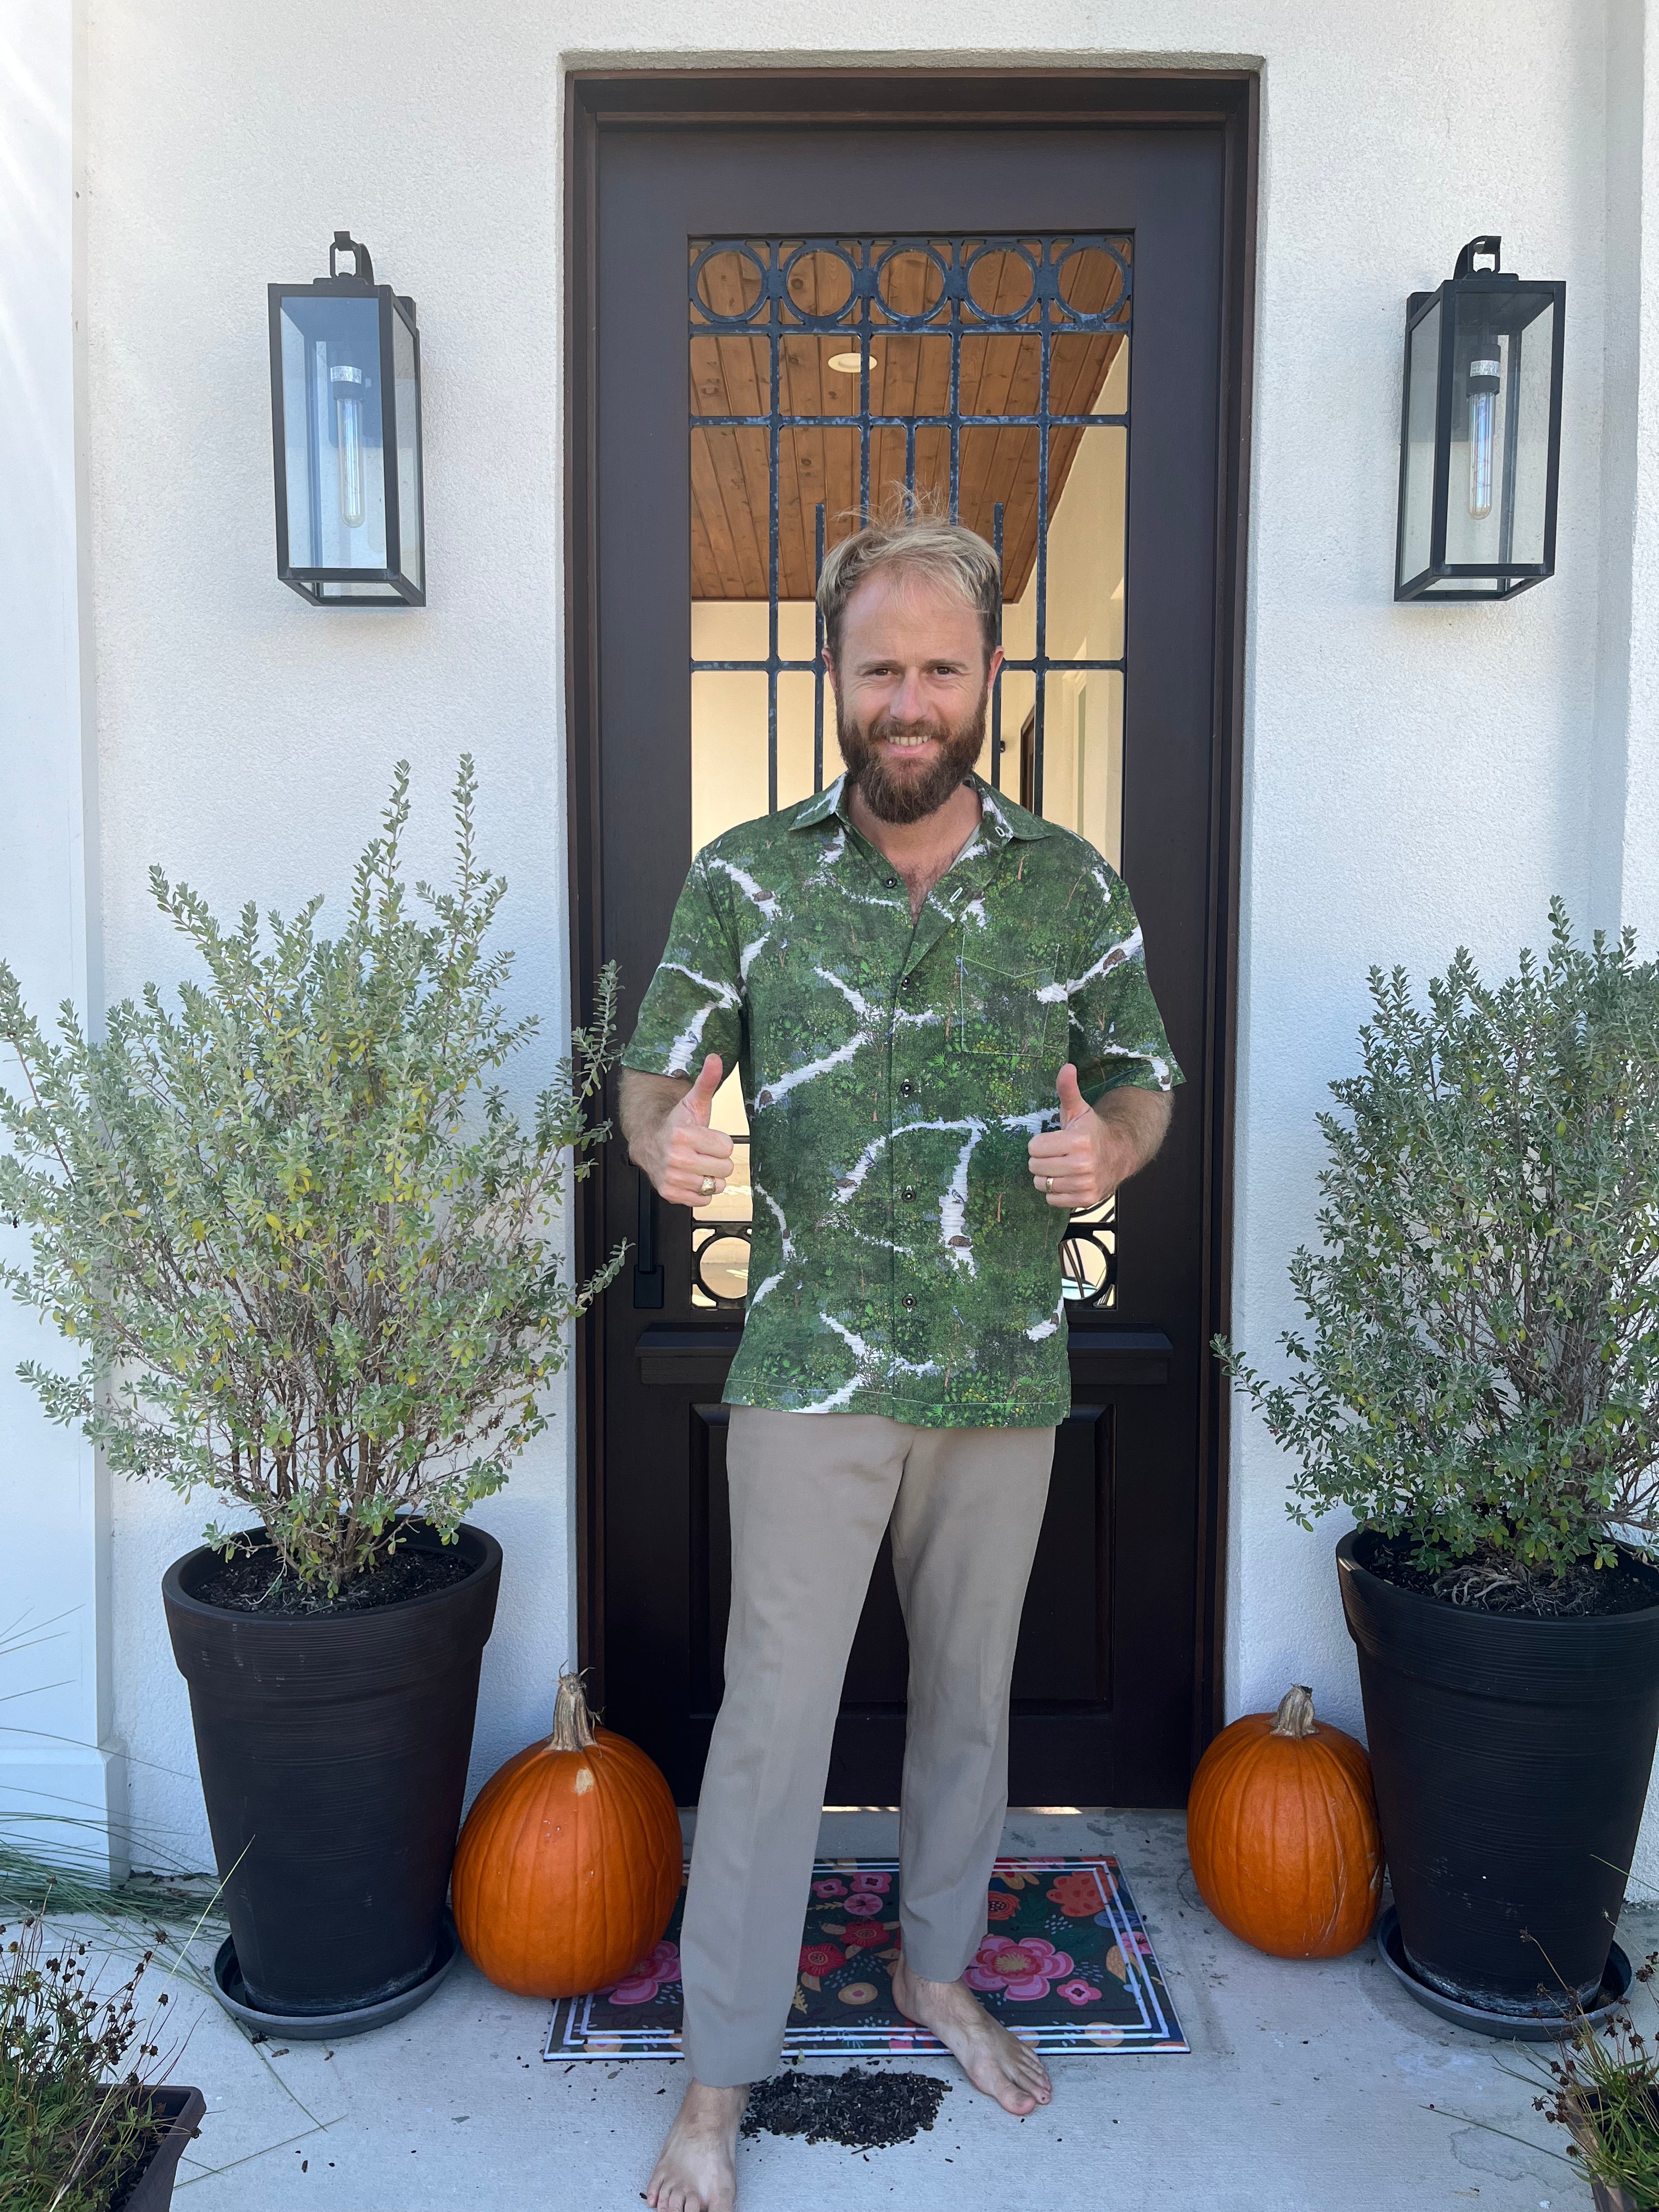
[546,1855,1188,2061]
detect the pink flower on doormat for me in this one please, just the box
[964,1937,1074,2001]
[799,1942,847,1976]
[843,1892,885,1917]
[842,1920,894,1952]
[849,1871,892,1894]
[607,1940,680,2005]
[1047,1871,1108,1918]
[1058,1978,1103,2007]
[985,1889,1020,1922]
[813,1878,848,1898]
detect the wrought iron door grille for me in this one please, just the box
[685,232,1131,1312]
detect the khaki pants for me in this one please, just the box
[679,1407,1057,2086]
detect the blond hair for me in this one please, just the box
[816,494,1001,667]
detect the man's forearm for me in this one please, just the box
[1093,1084,1173,1181]
[619,1065,691,1163]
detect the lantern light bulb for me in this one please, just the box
[1466,353,1500,522]
[331,363,368,531]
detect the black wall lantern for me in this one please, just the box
[1395,236,1564,601]
[269,233,425,605]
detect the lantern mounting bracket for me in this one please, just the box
[1453,235,1502,280]
[328,231,376,287]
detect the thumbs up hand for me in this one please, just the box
[1028,1063,1116,1211]
[681,1053,724,1128]
[641,1054,737,1209]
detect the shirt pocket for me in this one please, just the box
[951,951,1059,1063]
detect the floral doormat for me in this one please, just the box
[543,1856,1188,2061]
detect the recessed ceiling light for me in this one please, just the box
[826,352,871,374]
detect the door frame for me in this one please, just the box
[564,66,1258,1778]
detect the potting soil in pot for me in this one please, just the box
[742,2067,949,2151]
[1353,1530,1659,1618]
[195,1543,473,1616]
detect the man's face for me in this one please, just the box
[827,571,1004,825]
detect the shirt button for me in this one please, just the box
[899,1079,914,1097]
[902,1294,917,1311]
[902,1186,917,1202]
[884,874,899,888]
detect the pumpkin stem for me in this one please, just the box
[1269,1684,1318,1739]
[549,1669,599,1753]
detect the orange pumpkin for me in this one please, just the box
[451,1672,682,1998]
[1186,1683,1383,1959]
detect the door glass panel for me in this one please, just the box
[1045,426,1128,665]
[687,233,1133,1309]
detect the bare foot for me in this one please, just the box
[645,2079,747,2212]
[891,1956,1053,2115]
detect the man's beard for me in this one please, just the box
[837,696,988,825]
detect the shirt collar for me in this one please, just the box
[788,771,1055,843]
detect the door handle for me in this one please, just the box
[633,1169,665,1309]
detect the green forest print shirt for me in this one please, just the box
[622,772,1183,1428]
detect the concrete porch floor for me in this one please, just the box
[151,1809,1606,2211]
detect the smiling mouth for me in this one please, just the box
[881,733,939,753]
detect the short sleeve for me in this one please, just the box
[1066,864,1184,1101]
[620,853,746,1080]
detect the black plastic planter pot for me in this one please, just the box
[1338,1531,1659,2018]
[121,2085,205,2212]
[163,1523,501,2020]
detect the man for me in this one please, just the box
[625,509,1181,2212]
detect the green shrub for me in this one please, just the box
[0,761,623,1594]
[1218,901,1659,1582]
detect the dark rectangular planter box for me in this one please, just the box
[117,2085,205,2212]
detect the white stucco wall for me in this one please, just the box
[0,0,124,1876]
[6,0,1655,1872]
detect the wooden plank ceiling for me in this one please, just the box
[690,243,1126,603]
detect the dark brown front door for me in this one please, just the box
[567,74,1251,1809]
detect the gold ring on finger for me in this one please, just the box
[1045,1175,1054,1193]
[699,1175,716,1198]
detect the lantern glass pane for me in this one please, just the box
[1444,292,1515,573]
[278,294,388,571]
[1507,296,1556,569]
[393,313,422,590]
[1398,298,1440,587]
